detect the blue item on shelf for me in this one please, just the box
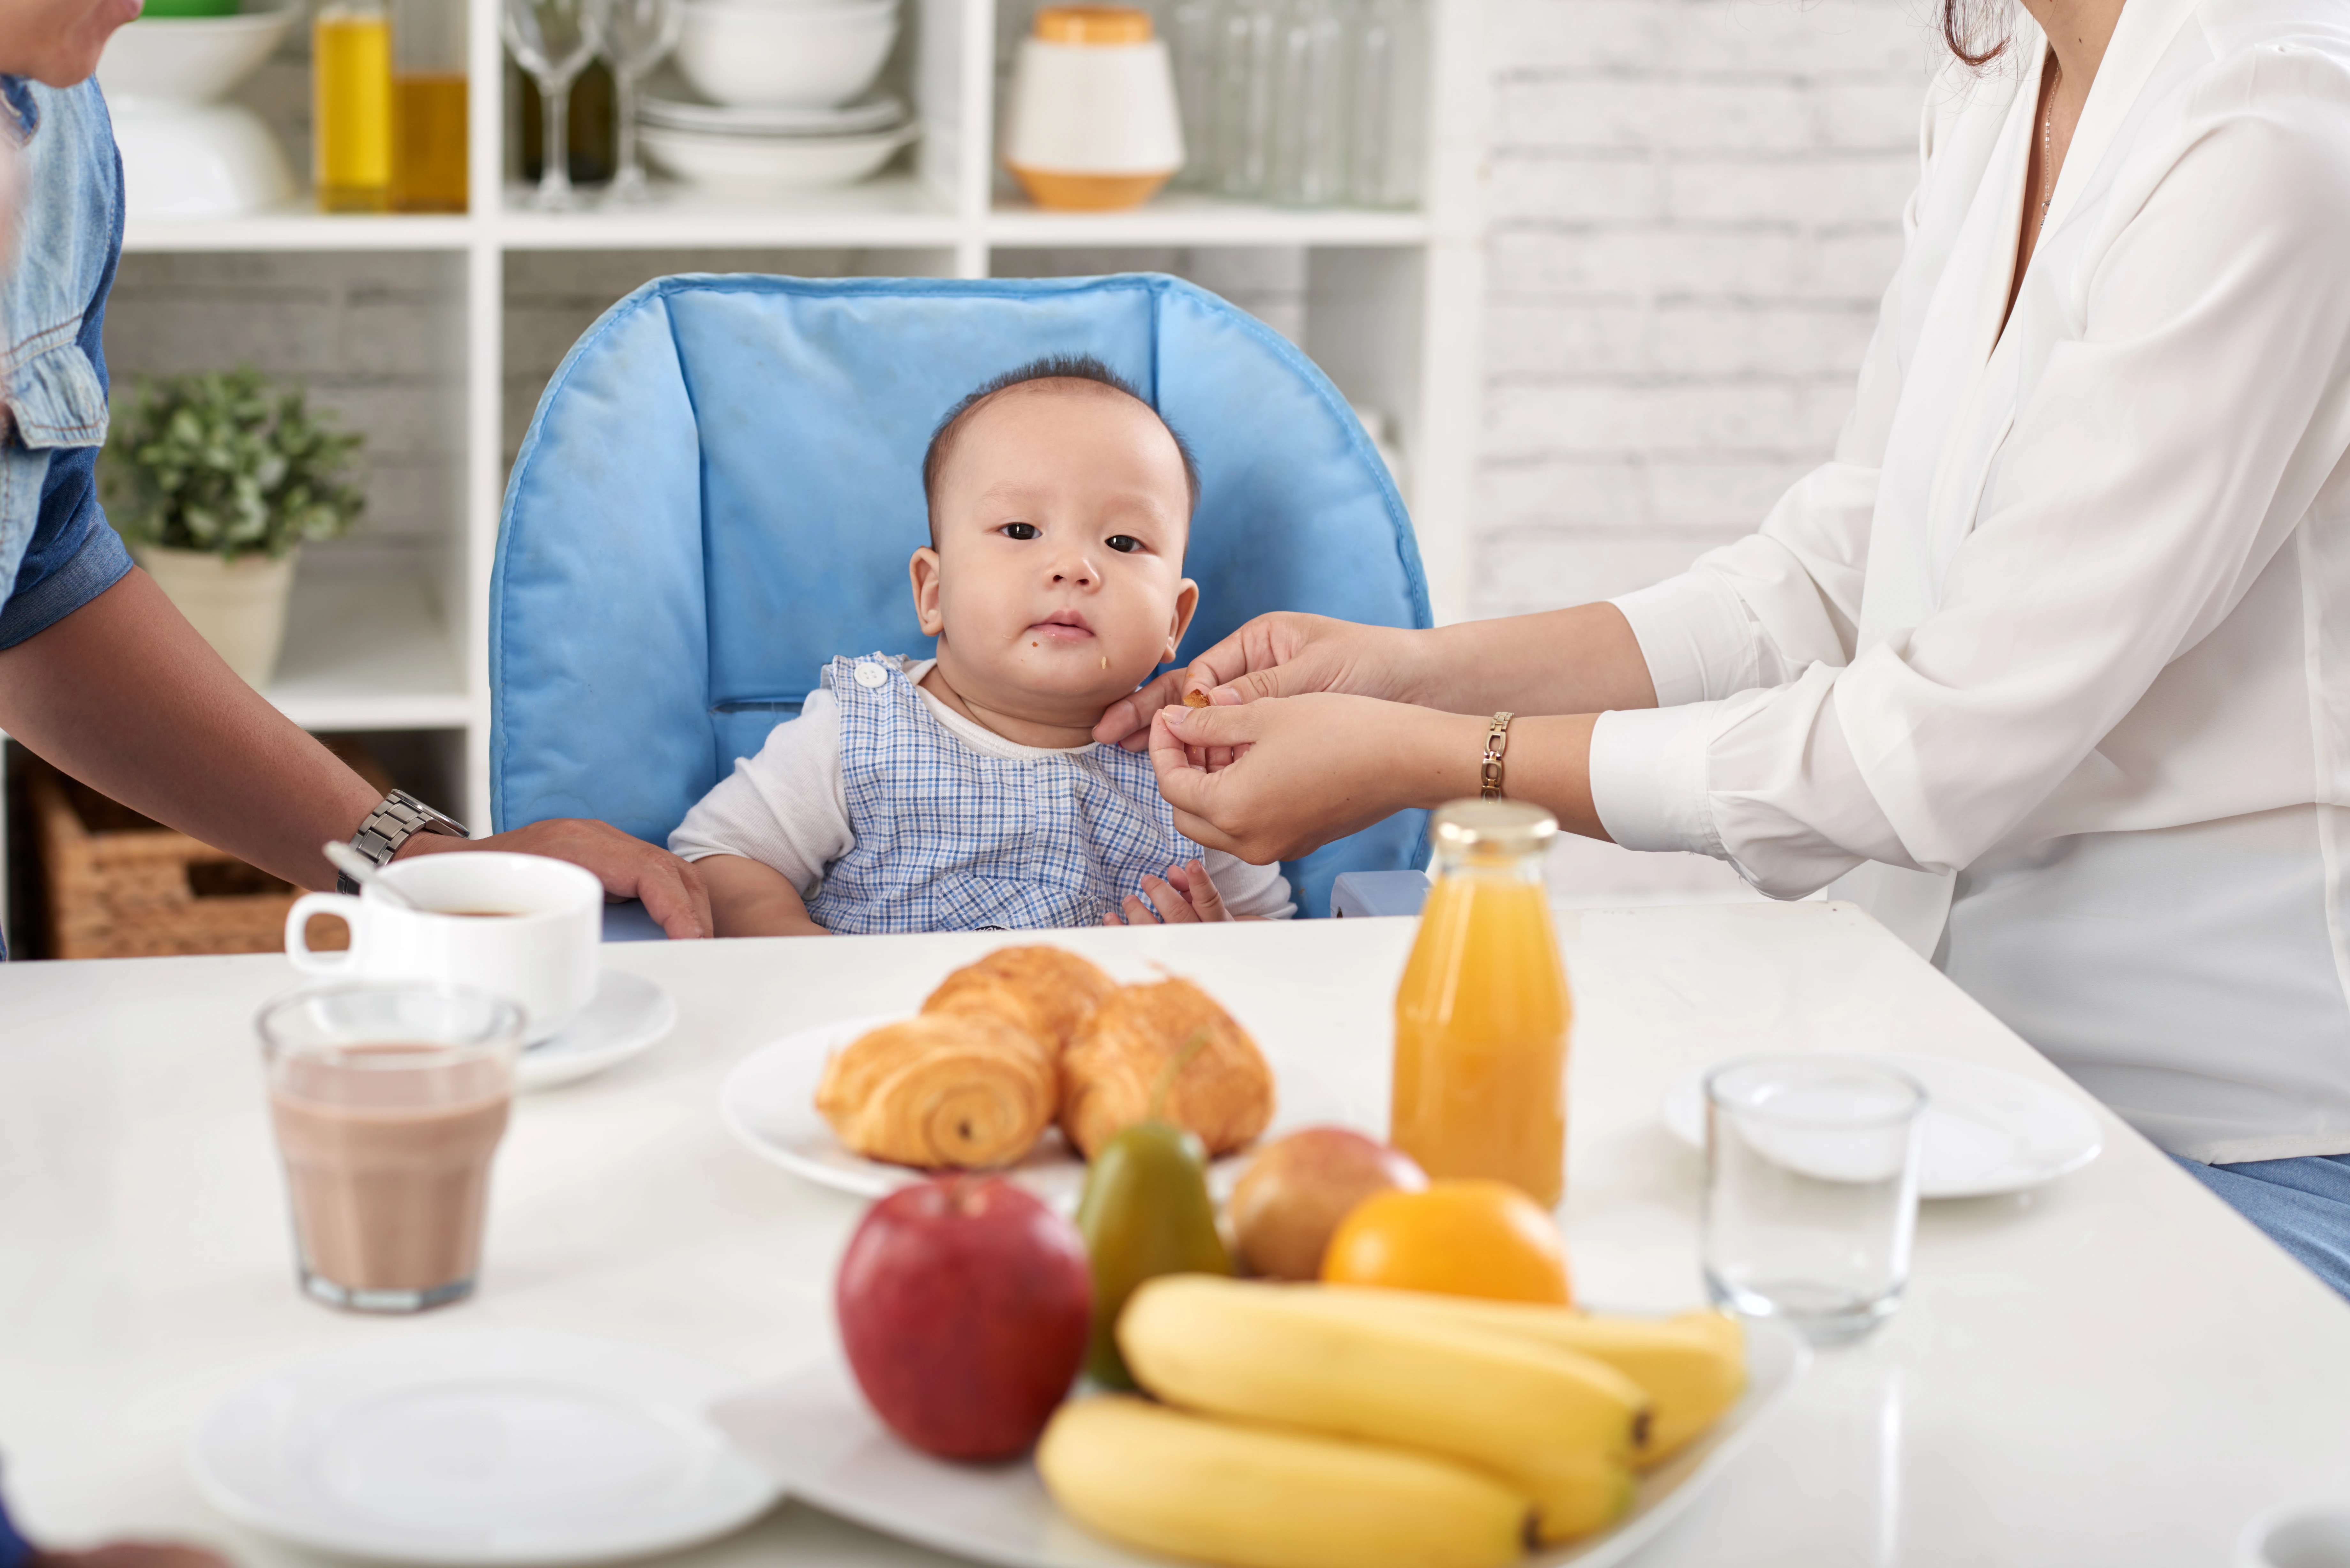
[495,273,1433,928]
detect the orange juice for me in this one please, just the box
[1390,802,1571,1206]
[315,3,393,211]
[392,73,468,212]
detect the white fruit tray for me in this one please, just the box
[711,1315,1810,1568]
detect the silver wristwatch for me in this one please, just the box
[339,789,469,893]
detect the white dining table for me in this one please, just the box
[5,902,2350,1568]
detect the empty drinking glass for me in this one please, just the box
[602,0,681,203]
[1702,1055,1926,1343]
[1264,0,1346,207]
[1212,0,1277,197]
[1346,0,1423,207]
[503,0,611,210]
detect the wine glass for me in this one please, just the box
[503,0,612,211]
[602,0,682,204]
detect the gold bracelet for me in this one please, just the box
[1480,712,1514,800]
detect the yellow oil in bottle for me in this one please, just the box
[1390,802,1572,1207]
[392,73,468,211]
[315,3,393,212]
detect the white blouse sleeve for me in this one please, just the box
[1595,50,2350,897]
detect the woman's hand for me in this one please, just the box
[1103,859,1235,925]
[1147,695,1485,863]
[1094,613,1429,753]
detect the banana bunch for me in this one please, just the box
[1035,1276,1747,1568]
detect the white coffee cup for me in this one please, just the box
[2240,1506,2350,1568]
[285,853,603,1043]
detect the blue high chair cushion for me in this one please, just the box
[495,273,1432,925]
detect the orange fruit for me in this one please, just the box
[1319,1180,1573,1305]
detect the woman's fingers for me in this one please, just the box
[1151,693,1438,863]
[1095,664,1193,750]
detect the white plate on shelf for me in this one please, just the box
[1660,1052,2103,1200]
[190,1329,780,1566]
[710,1317,1808,1568]
[719,1012,1351,1209]
[517,969,677,1092]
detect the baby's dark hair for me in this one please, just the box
[920,354,1201,545]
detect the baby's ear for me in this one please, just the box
[909,546,946,636]
[1162,577,1201,662]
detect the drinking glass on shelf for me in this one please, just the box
[1702,1054,1926,1343]
[503,0,612,210]
[1347,0,1424,208]
[1264,0,1346,207]
[602,0,682,203]
[1211,0,1277,198]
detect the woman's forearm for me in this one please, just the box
[1401,603,1658,719]
[0,570,381,890]
[1397,708,1607,841]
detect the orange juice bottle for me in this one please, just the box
[315,0,393,212]
[1390,801,1571,1206]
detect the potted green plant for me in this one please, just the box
[100,367,364,688]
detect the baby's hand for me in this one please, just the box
[1103,859,1234,926]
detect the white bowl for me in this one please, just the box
[110,101,296,219]
[95,6,299,107]
[674,0,899,109]
[639,121,914,190]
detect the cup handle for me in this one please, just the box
[284,892,364,974]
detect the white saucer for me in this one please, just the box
[710,1318,1808,1568]
[1661,1053,2103,1200]
[190,1328,780,1565]
[719,1012,1351,1210]
[518,970,677,1092]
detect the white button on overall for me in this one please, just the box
[853,660,888,690]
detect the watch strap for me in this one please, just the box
[338,789,469,894]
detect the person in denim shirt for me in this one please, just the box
[0,0,715,949]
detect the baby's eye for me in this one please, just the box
[999,522,1040,540]
[1105,534,1143,554]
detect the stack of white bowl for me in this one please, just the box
[647,0,913,191]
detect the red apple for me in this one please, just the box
[836,1174,1093,1461]
[1230,1127,1429,1281]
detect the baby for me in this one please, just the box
[669,355,1295,936]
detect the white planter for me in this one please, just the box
[135,544,299,689]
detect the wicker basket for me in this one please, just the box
[28,742,393,960]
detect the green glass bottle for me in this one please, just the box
[518,57,616,185]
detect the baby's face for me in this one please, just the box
[913,383,1198,727]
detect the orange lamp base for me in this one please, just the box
[1008,165,1173,211]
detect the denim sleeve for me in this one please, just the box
[0,494,130,648]
[0,109,125,651]
[0,1482,32,1568]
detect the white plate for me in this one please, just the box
[518,970,677,1092]
[640,122,915,191]
[720,1012,1351,1210]
[710,1317,1808,1568]
[1661,1053,2103,1200]
[639,87,905,137]
[190,1328,780,1565]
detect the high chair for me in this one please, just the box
[493,273,1432,929]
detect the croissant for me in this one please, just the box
[815,1012,1057,1169]
[1061,977,1275,1160]
[923,945,1117,1055]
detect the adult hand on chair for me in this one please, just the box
[400,819,715,940]
[1093,612,1430,760]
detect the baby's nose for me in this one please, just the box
[1050,559,1096,586]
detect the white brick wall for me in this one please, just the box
[1473,0,1941,619]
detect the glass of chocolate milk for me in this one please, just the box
[258,982,525,1313]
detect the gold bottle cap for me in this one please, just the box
[1430,799,1558,857]
[1034,4,1152,42]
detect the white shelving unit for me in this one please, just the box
[3,0,1487,951]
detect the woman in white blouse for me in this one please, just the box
[1099,0,2350,1295]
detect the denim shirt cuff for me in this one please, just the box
[0,514,130,649]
